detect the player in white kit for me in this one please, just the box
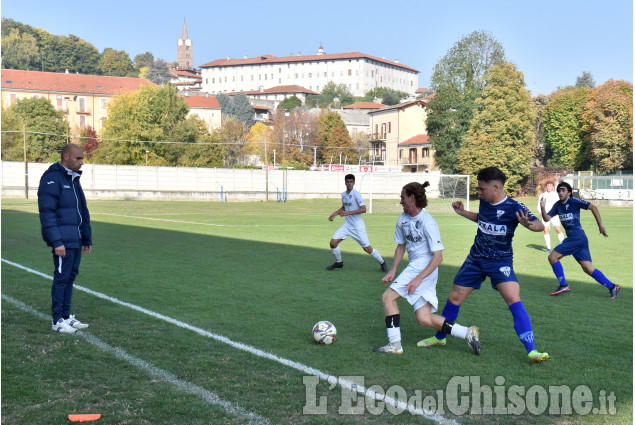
[537,181,564,253]
[326,174,387,271]
[373,182,480,355]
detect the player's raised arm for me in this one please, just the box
[539,198,551,222]
[452,201,478,222]
[516,208,544,232]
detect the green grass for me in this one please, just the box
[1,198,632,425]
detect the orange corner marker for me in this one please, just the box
[68,414,101,422]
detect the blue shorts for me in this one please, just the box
[454,256,518,290]
[553,233,592,262]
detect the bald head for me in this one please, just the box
[60,143,84,172]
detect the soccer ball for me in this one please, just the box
[312,321,337,345]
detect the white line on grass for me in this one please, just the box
[1,293,271,425]
[96,213,225,226]
[2,258,458,425]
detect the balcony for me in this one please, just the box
[368,132,387,142]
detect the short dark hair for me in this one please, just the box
[477,167,507,184]
[557,182,572,194]
[402,181,430,208]
[345,174,355,182]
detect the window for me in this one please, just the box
[279,78,281,83]
[224,77,227,82]
[324,72,327,77]
[241,76,243,81]
[388,122,391,133]
[79,115,86,128]
[251,75,254,81]
[308,73,312,78]
[348,69,351,76]
[56,95,64,110]
[279,68,282,73]
[99,116,107,130]
[265,74,267,80]
[100,98,108,110]
[78,97,86,113]
[422,148,429,158]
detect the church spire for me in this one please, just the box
[181,19,188,40]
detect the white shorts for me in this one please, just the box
[542,215,561,227]
[389,259,439,313]
[332,223,370,248]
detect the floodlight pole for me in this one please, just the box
[265,138,269,201]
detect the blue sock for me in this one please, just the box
[551,261,567,286]
[591,269,614,289]
[435,300,460,340]
[509,301,535,354]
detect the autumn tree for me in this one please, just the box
[541,87,592,169]
[582,80,633,173]
[316,110,356,164]
[427,30,506,173]
[458,62,535,195]
[246,122,272,159]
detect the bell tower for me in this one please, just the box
[177,19,193,69]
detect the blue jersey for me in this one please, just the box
[470,196,538,260]
[547,197,590,238]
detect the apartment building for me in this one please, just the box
[1,69,153,136]
[368,99,438,172]
[199,46,418,97]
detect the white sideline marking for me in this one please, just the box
[1,293,271,425]
[2,258,458,425]
[97,213,225,226]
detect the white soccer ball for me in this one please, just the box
[312,321,337,345]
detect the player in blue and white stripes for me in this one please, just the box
[540,181,620,298]
[419,167,550,364]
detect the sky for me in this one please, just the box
[2,0,633,96]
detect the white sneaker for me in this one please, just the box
[65,315,89,330]
[373,342,404,354]
[466,326,481,355]
[52,318,77,334]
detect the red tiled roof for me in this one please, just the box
[170,69,201,78]
[415,87,430,93]
[181,95,220,108]
[200,52,418,73]
[228,85,318,95]
[252,105,269,111]
[399,134,429,146]
[1,69,154,95]
[343,102,385,109]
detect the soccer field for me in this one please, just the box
[1,198,632,425]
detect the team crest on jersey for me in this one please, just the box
[496,210,505,219]
[565,204,569,210]
[499,266,511,277]
[478,220,507,236]
[415,221,422,229]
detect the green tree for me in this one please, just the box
[312,81,354,108]
[146,58,172,85]
[3,97,69,162]
[277,95,302,110]
[232,92,256,129]
[1,28,40,70]
[541,87,592,168]
[358,87,407,105]
[427,30,506,173]
[1,106,24,161]
[575,71,596,88]
[458,62,535,195]
[582,80,633,173]
[134,52,155,70]
[216,93,235,116]
[93,84,196,165]
[316,110,356,164]
[99,48,136,77]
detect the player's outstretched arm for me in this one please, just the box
[516,209,544,232]
[588,204,608,237]
[329,206,344,221]
[452,201,478,222]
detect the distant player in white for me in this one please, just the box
[373,182,480,355]
[326,174,387,271]
[537,181,564,252]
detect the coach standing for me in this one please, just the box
[38,143,92,334]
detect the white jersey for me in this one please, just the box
[341,189,366,229]
[394,210,445,262]
[538,190,559,216]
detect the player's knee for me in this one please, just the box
[329,240,338,249]
[582,265,595,275]
[363,245,373,254]
[416,313,433,327]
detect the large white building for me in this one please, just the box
[199,46,419,97]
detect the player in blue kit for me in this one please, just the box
[540,182,620,298]
[419,167,550,364]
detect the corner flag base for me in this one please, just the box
[68,414,101,422]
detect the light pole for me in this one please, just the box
[145,150,150,165]
[282,108,290,161]
[273,149,277,169]
[313,147,317,168]
[339,152,342,165]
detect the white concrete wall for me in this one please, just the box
[1,161,455,203]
